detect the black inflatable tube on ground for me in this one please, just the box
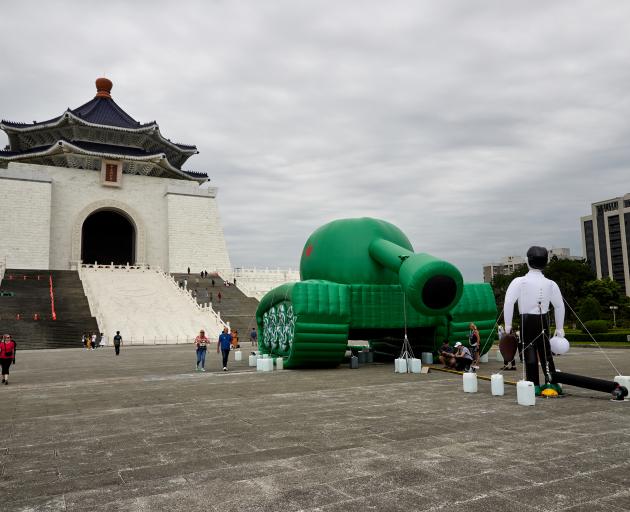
[552,371,628,397]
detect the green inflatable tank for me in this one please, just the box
[256,218,497,368]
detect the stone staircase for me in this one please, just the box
[172,273,259,342]
[0,269,98,349]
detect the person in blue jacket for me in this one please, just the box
[217,328,233,371]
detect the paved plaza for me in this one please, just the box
[1,344,629,511]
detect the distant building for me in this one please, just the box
[581,194,630,295]
[483,248,579,283]
[483,256,526,283]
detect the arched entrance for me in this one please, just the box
[81,210,135,265]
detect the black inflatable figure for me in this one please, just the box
[504,246,628,400]
[504,246,564,396]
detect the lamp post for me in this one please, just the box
[610,305,618,328]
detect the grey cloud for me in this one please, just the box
[2,1,630,281]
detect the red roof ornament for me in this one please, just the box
[95,77,113,98]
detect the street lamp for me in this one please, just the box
[610,305,618,328]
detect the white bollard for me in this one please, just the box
[256,358,264,371]
[421,352,433,364]
[517,380,536,406]
[249,354,258,367]
[263,358,273,372]
[491,374,504,396]
[276,357,284,370]
[480,352,489,363]
[495,349,504,362]
[410,358,422,373]
[234,350,242,361]
[463,372,478,393]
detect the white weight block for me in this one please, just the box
[517,380,535,406]
[463,372,477,393]
[491,373,504,396]
[614,375,630,390]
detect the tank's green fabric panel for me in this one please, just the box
[257,281,350,368]
[256,283,296,356]
[300,218,413,284]
[450,283,497,321]
[348,284,440,329]
[291,281,351,323]
[448,283,498,354]
[287,321,349,368]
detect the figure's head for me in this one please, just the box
[116,331,120,335]
[527,246,548,270]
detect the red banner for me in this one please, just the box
[49,275,57,321]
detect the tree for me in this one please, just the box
[544,257,595,315]
[582,278,623,309]
[576,296,601,322]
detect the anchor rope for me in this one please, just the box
[398,293,415,371]
[563,298,622,376]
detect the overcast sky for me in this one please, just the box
[2,1,629,280]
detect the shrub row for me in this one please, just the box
[565,332,630,343]
[580,319,608,333]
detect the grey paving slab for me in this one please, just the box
[0,345,629,511]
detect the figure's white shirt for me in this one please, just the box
[504,269,565,336]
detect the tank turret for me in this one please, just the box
[300,218,463,315]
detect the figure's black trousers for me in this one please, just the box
[521,313,556,386]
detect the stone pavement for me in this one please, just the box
[1,344,629,511]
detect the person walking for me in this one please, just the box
[249,327,257,347]
[217,328,232,371]
[194,329,209,372]
[0,334,16,385]
[217,291,222,303]
[113,331,123,356]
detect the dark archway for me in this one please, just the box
[81,210,135,265]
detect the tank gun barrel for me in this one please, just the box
[368,238,463,315]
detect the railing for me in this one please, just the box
[77,262,229,338]
[112,336,208,346]
[215,267,300,299]
[159,270,228,330]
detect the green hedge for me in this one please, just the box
[566,332,630,343]
[580,319,608,333]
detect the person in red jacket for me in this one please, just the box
[0,334,16,385]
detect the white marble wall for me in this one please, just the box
[0,162,231,272]
[0,168,52,269]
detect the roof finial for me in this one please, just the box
[95,77,113,98]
